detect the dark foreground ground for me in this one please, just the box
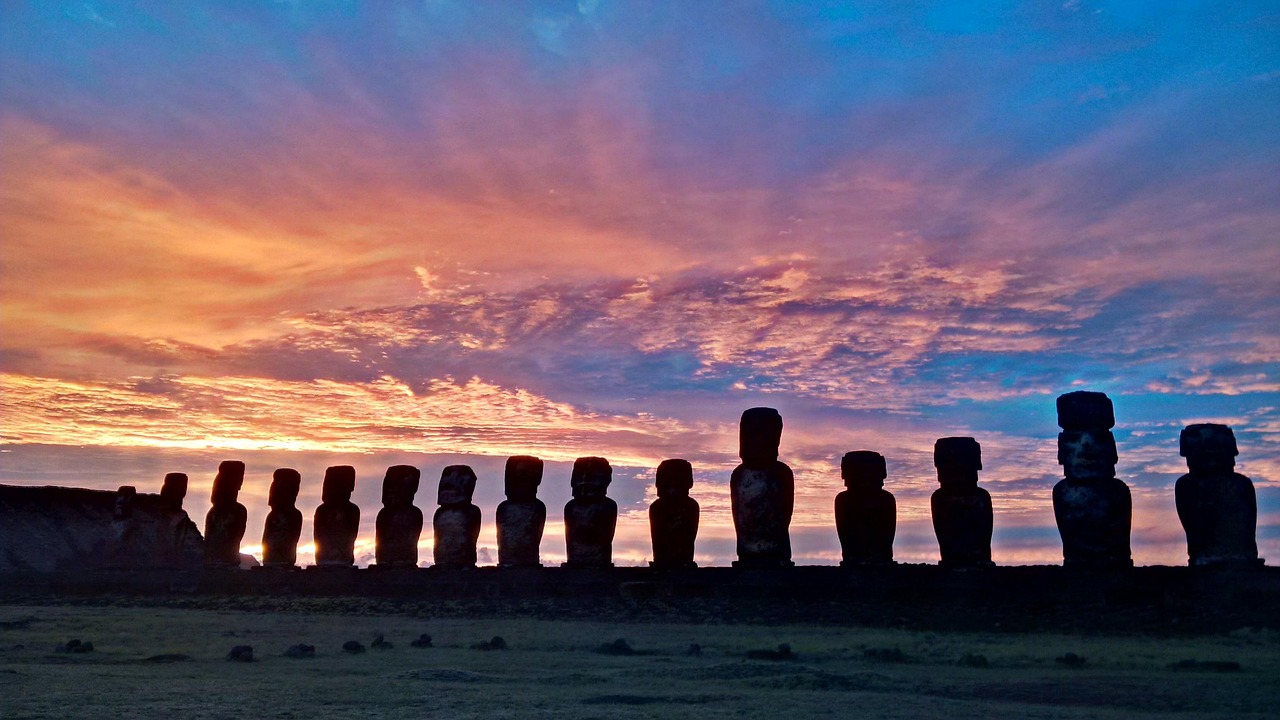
[1,600,1278,720]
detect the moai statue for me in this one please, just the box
[1176,424,1261,567]
[107,486,140,569]
[931,438,993,567]
[203,460,248,568]
[835,451,896,565]
[261,468,303,568]
[496,456,546,567]
[1053,391,1132,568]
[374,465,423,567]
[433,465,482,569]
[156,472,202,568]
[313,466,360,567]
[649,459,700,569]
[730,407,794,567]
[563,457,618,568]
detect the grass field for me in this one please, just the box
[2,603,1278,719]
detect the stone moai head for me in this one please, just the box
[503,455,543,502]
[841,451,887,490]
[739,407,783,467]
[1180,423,1238,474]
[114,485,137,520]
[656,459,694,498]
[934,437,982,489]
[381,465,421,508]
[269,468,302,509]
[1056,391,1118,482]
[210,461,245,505]
[438,465,478,505]
[321,466,356,504]
[160,472,188,510]
[571,457,612,499]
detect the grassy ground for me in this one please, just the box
[1,603,1278,719]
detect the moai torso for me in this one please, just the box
[107,486,141,569]
[314,466,360,567]
[375,465,423,567]
[1052,392,1132,568]
[930,438,993,567]
[156,472,202,568]
[1175,424,1260,567]
[563,457,618,568]
[262,468,303,568]
[433,465,482,569]
[496,456,546,567]
[203,461,248,568]
[835,451,896,565]
[730,407,794,567]
[649,459,700,569]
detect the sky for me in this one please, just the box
[1,1,1277,567]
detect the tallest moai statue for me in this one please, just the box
[730,407,795,567]
[1053,392,1132,568]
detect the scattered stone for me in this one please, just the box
[746,643,796,661]
[142,654,192,663]
[226,645,254,662]
[371,635,394,650]
[595,638,635,656]
[284,644,316,659]
[1055,652,1087,668]
[863,647,906,663]
[1168,659,1242,672]
[342,640,366,654]
[496,456,547,567]
[409,634,433,649]
[471,636,507,651]
[57,639,93,653]
[685,643,703,657]
[731,408,795,567]
[958,653,989,668]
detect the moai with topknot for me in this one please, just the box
[1176,424,1261,567]
[731,408,795,567]
[313,466,360,567]
[156,472,202,568]
[563,457,618,568]
[433,465,482,569]
[931,438,993,567]
[835,451,896,565]
[261,468,303,568]
[649,459,700,569]
[496,456,546,567]
[203,461,248,568]
[1053,391,1132,568]
[375,465,423,568]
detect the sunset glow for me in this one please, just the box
[2,2,1277,566]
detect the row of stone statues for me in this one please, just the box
[159,391,1259,570]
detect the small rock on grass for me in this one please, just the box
[1055,652,1086,668]
[371,635,394,650]
[226,646,254,662]
[471,636,507,651]
[595,638,634,656]
[409,634,432,648]
[56,640,94,654]
[342,641,366,654]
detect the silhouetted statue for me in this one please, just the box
[930,438,993,567]
[375,465,423,567]
[156,472,202,568]
[563,457,617,568]
[1176,424,1261,567]
[496,456,546,567]
[649,459,699,568]
[314,466,360,567]
[731,407,794,567]
[433,465,482,569]
[261,468,303,568]
[106,486,141,569]
[835,451,896,565]
[203,461,247,568]
[1053,391,1132,568]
